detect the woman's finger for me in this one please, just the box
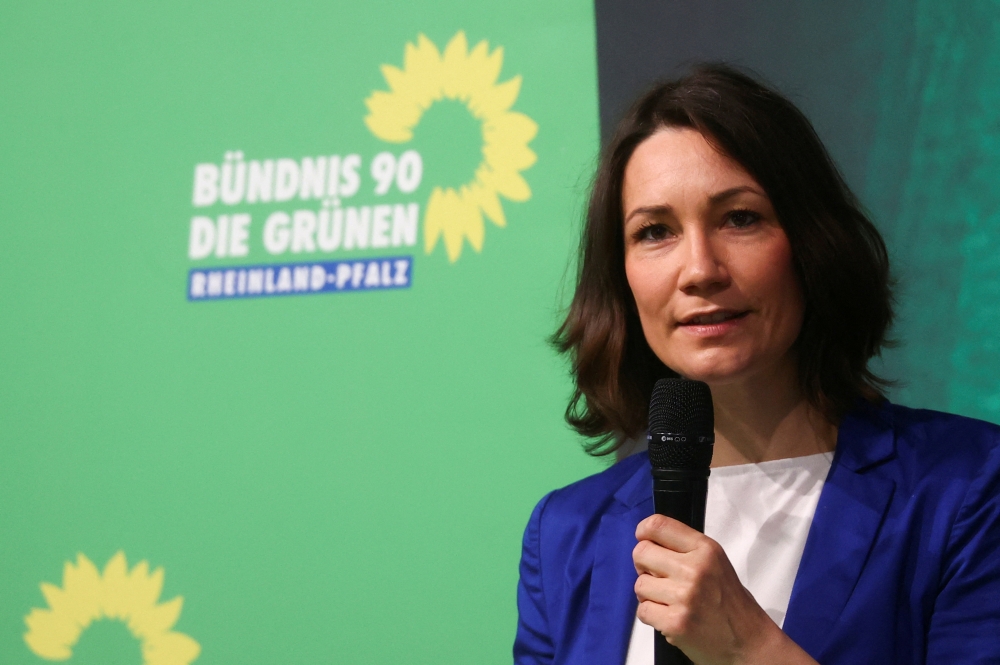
[632,538,688,577]
[634,572,689,606]
[635,599,692,645]
[635,513,705,553]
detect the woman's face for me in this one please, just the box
[622,127,805,388]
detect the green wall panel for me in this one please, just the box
[0,2,602,663]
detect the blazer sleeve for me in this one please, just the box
[514,491,555,665]
[925,434,1000,662]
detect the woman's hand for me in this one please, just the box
[633,514,818,665]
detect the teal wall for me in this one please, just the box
[864,0,1000,418]
[594,0,1000,423]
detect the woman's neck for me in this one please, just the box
[708,363,837,467]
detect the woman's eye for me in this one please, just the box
[727,209,762,228]
[635,223,671,242]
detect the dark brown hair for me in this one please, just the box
[554,64,893,457]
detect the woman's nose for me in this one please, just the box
[677,230,730,294]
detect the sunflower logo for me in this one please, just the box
[365,31,538,262]
[24,552,200,665]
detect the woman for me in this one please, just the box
[514,65,1000,664]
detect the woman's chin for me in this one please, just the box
[678,370,749,387]
[669,357,758,387]
[669,350,797,393]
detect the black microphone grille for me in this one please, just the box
[648,378,714,436]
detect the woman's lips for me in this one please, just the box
[677,310,750,335]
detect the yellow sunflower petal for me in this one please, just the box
[64,553,101,592]
[453,43,504,106]
[483,141,537,173]
[468,178,506,227]
[481,111,538,177]
[126,562,165,610]
[423,187,447,254]
[364,92,420,143]
[465,39,490,72]
[62,554,102,624]
[24,608,78,659]
[380,64,406,93]
[404,35,444,100]
[481,167,532,202]
[424,187,480,261]
[143,630,201,665]
[442,211,466,262]
[478,45,504,88]
[484,110,538,146]
[469,76,521,119]
[101,552,130,620]
[41,583,67,614]
[406,34,442,74]
[130,596,183,637]
[380,63,440,110]
[441,31,470,100]
[466,39,490,72]
[458,187,485,252]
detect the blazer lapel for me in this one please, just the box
[582,459,653,665]
[783,402,897,658]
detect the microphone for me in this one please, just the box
[646,378,715,665]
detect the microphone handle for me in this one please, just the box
[652,471,708,665]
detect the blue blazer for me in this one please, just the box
[514,401,1000,664]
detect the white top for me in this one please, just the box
[624,452,834,665]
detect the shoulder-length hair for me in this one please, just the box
[554,64,893,457]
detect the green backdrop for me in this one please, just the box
[9,2,1000,664]
[0,2,602,663]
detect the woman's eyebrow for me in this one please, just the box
[624,204,672,225]
[624,186,765,224]
[708,185,766,205]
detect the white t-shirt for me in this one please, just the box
[624,452,834,665]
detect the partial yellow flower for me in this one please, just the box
[24,552,200,665]
[365,31,538,262]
